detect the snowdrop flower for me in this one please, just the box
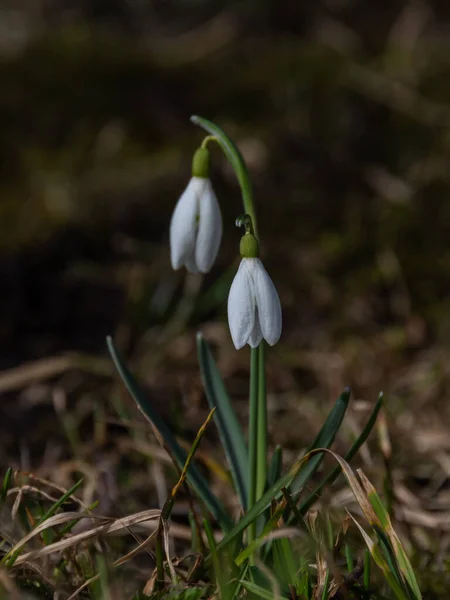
[170,147,222,273]
[228,230,282,349]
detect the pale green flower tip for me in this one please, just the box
[240,233,259,258]
[191,147,210,178]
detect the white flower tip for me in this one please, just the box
[170,177,222,274]
[227,257,282,349]
[231,336,246,351]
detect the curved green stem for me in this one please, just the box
[191,116,268,543]
[200,135,217,149]
[190,115,259,239]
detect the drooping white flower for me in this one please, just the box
[228,256,282,349]
[170,148,222,273]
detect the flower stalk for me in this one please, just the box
[190,116,280,550]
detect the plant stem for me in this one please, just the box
[256,342,267,500]
[190,116,259,239]
[155,531,165,589]
[363,548,371,588]
[191,116,267,545]
[248,347,259,546]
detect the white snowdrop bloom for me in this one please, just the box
[170,148,222,274]
[228,256,282,349]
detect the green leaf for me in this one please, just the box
[197,333,248,510]
[272,537,298,585]
[0,468,12,504]
[37,478,84,526]
[106,336,233,532]
[289,387,351,493]
[268,446,283,488]
[297,392,383,516]
[216,455,309,553]
[240,580,289,600]
[359,471,421,599]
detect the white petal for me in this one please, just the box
[170,177,202,271]
[227,259,255,349]
[248,311,263,348]
[251,258,282,346]
[195,180,222,273]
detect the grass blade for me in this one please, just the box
[297,392,383,516]
[289,387,351,494]
[268,446,283,488]
[303,448,421,600]
[358,470,422,599]
[0,468,12,504]
[240,579,289,600]
[106,336,233,531]
[216,453,312,553]
[197,333,248,510]
[36,478,84,527]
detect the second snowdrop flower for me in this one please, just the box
[228,221,282,349]
[170,147,222,273]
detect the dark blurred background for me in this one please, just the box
[1,0,450,577]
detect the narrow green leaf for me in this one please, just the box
[106,336,232,531]
[273,537,297,585]
[321,570,330,600]
[236,499,295,565]
[203,518,219,574]
[289,387,351,493]
[216,455,309,552]
[197,334,248,510]
[360,471,421,599]
[37,478,84,526]
[374,527,409,598]
[0,468,12,504]
[345,544,354,573]
[240,580,289,600]
[268,446,283,488]
[350,515,407,600]
[297,392,383,516]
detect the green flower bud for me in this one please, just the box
[191,147,210,178]
[240,232,259,258]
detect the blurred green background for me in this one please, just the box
[1,0,450,559]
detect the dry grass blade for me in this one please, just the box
[162,519,177,584]
[305,448,380,525]
[170,407,216,501]
[11,471,92,510]
[0,354,111,393]
[6,485,60,504]
[13,509,161,566]
[67,526,160,599]
[4,511,97,562]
